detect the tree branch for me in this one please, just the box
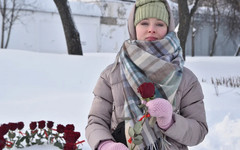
[190,0,200,16]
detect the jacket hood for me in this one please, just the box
[128,0,176,40]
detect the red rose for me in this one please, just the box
[63,142,76,150]
[0,136,6,149]
[57,124,65,133]
[29,122,37,130]
[8,122,18,131]
[65,124,75,131]
[38,120,46,129]
[0,124,9,136]
[47,121,54,129]
[17,122,24,130]
[63,130,80,143]
[137,82,155,99]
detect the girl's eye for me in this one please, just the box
[157,23,164,27]
[140,22,149,26]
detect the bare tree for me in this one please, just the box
[177,0,200,60]
[209,0,220,56]
[53,0,83,55]
[191,17,196,57]
[0,0,32,48]
[223,0,240,53]
[224,0,240,36]
[197,0,240,56]
[235,45,240,56]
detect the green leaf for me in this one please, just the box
[133,138,143,145]
[149,117,157,128]
[37,133,43,138]
[16,136,26,148]
[128,127,135,137]
[122,117,131,120]
[25,137,30,145]
[8,131,16,139]
[138,104,145,109]
[15,142,24,148]
[134,135,143,141]
[20,136,26,142]
[36,139,44,145]
[54,141,63,149]
[145,107,148,112]
[25,131,30,137]
[133,122,142,135]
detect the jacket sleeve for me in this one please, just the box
[85,66,115,150]
[163,68,208,146]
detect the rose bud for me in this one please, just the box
[137,82,155,99]
[0,124,9,136]
[17,122,24,130]
[8,122,18,131]
[47,121,54,129]
[63,130,80,143]
[29,122,37,130]
[57,124,65,133]
[65,124,75,131]
[38,120,46,129]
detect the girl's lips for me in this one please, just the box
[146,37,158,41]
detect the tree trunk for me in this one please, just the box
[209,0,219,56]
[53,0,83,55]
[177,0,189,60]
[191,35,195,57]
[191,18,195,57]
[1,0,7,48]
[235,45,240,56]
[5,0,16,48]
[177,0,199,60]
[210,31,218,56]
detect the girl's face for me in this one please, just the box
[136,18,168,41]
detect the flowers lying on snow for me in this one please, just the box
[0,121,85,150]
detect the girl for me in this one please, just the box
[85,0,208,149]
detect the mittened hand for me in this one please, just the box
[98,140,128,150]
[146,98,174,130]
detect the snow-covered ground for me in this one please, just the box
[0,49,240,150]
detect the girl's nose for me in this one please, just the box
[148,25,156,33]
[148,30,156,33]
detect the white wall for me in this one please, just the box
[1,0,134,54]
[98,1,133,52]
[7,11,101,54]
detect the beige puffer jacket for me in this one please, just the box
[85,63,208,150]
[85,1,208,150]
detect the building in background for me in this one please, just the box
[0,0,133,54]
[1,0,239,56]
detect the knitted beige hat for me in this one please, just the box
[134,0,169,26]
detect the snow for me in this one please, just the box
[0,49,240,150]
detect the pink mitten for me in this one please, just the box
[146,98,173,130]
[98,140,128,150]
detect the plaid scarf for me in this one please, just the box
[119,32,184,150]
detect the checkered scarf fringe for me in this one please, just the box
[118,32,184,150]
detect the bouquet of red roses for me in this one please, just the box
[0,121,85,150]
